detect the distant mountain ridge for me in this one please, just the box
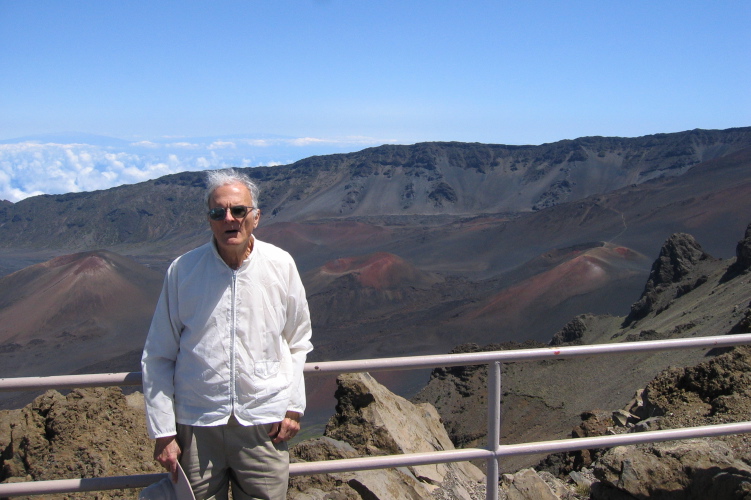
[1,127,749,254]
[261,127,751,220]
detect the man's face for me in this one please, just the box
[208,182,260,255]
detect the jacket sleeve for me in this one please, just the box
[141,263,183,439]
[282,257,314,415]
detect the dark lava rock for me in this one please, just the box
[624,233,712,325]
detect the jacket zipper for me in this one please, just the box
[230,270,237,414]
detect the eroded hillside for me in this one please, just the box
[413,222,751,474]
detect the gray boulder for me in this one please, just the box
[290,372,485,499]
[591,440,751,499]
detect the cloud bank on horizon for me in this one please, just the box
[0,135,391,203]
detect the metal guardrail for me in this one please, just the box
[1,333,751,499]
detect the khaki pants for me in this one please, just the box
[177,417,289,500]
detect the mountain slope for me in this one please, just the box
[413,223,751,473]
[0,251,163,407]
[306,242,651,362]
[260,128,751,221]
[457,243,646,323]
[305,252,443,328]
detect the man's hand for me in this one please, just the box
[154,435,182,483]
[269,411,301,443]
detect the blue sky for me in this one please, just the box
[0,1,749,201]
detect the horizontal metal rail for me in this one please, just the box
[288,420,751,475]
[0,371,143,391]
[0,474,166,497]
[3,421,751,497]
[0,333,750,498]
[2,334,749,392]
[305,333,751,374]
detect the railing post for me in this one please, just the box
[486,361,501,500]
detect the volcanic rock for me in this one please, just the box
[546,345,751,498]
[305,252,443,328]
[500,468,571,499]
[290,437,434,500]
[417,222,751,483]
[647,233,710,286]
[641,345,751,424]
[549,315,589,346]
[324,374,484,490]
[591,440,751,499]
[304,372,485,499]
[536,410,614,478]
[727,222,751,276]
[624,233,714,325]
[0,388,156,489]
[1,377,488,500]
[5,128,750,252]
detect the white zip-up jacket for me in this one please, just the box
[141,237,313,439]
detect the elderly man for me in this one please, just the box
[141,168,313,500]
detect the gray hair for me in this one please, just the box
[205,168,260,208]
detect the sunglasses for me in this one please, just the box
[207,205,256,221]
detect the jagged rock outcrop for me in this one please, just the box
[549,315,590,346]
[591,440,751,499]
[290,372,486,499]
[727,222,751,277]
[736,223,751,271]
[537,346,751,499]
[624,233,714,325]
[0,388,156,490]
[641,345,751,426]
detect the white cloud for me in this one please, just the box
[288,136,397,147]
[239,139,271,147]
[290,137,326,146]
[130,140,160,148]
[0,142,207,202]
[235,136,395,148]
[0,134,394,202]
[167,142,200,149]
[208,140,236,150]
